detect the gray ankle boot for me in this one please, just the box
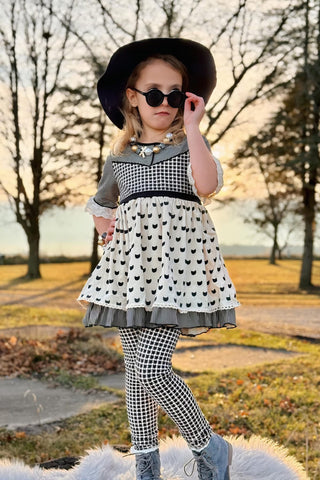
[135,449,162,480]
[191,434,232,480]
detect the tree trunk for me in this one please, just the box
[269,242,277,265]
[90,227,99,273]
[299,0,319,290]
[26,229,41,279]
[299,180,316,289]
[269,224,278,265]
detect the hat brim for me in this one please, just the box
[97,38,216,129]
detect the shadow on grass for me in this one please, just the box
[0,277,85,306]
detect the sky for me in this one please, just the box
[0,199,272,258]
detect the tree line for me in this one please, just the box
[0,0,319,290]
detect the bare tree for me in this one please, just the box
[52,59,112,272]
[231,0,320,287]
[0,0,77,278]
[232,134,301,265]
[246,196,298,264]
[96,0,203,43]
[298,0,320,289]
[204,1,300,143]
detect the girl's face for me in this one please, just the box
[126,59,183,141]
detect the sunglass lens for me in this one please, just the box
[146,90,163,107]
[168,91,185,108]
[144,89,185,108]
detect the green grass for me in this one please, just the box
[189,353,320,478]
[0,403,130,464]
[52,370,101,390]
[0,305,83,329]
[180,327,319,354]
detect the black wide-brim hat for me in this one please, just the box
[97,38,216,129]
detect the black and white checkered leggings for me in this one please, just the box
[119,327,213,452]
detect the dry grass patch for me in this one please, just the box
[225,258,320,305]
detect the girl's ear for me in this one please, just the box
[126,88,138,107]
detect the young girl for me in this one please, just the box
[78,38,240,480]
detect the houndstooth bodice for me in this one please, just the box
[112,151,196,204]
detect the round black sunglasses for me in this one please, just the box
[133,88,186,108]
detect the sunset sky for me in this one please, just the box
[0,0,318,259]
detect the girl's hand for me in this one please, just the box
[184,92,205,129]
[101,218,116,245]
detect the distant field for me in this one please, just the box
[0,259,319,307]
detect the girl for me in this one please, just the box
[78,38,240,480]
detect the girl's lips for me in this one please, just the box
[156,111,170,115]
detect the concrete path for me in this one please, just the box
[172,344,300,373]
[0,377,120,431]
[237,305,320,339]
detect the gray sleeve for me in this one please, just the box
[94,158,119,208]
[85,158,119,219]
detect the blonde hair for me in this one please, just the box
[111,55,188,155]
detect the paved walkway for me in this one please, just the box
[237,305,320,339]
[172,343,300,373]
[0,377,120,431]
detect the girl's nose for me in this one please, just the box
[161,96,169,106]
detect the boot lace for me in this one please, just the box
[184,452,218,479]
[184,457,196,477]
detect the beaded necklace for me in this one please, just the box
[130,132,173,158]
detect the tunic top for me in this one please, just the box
[78,136,240,336]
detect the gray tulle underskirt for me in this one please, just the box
[82,304,237,337]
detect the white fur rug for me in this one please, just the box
[0,435,308,480]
